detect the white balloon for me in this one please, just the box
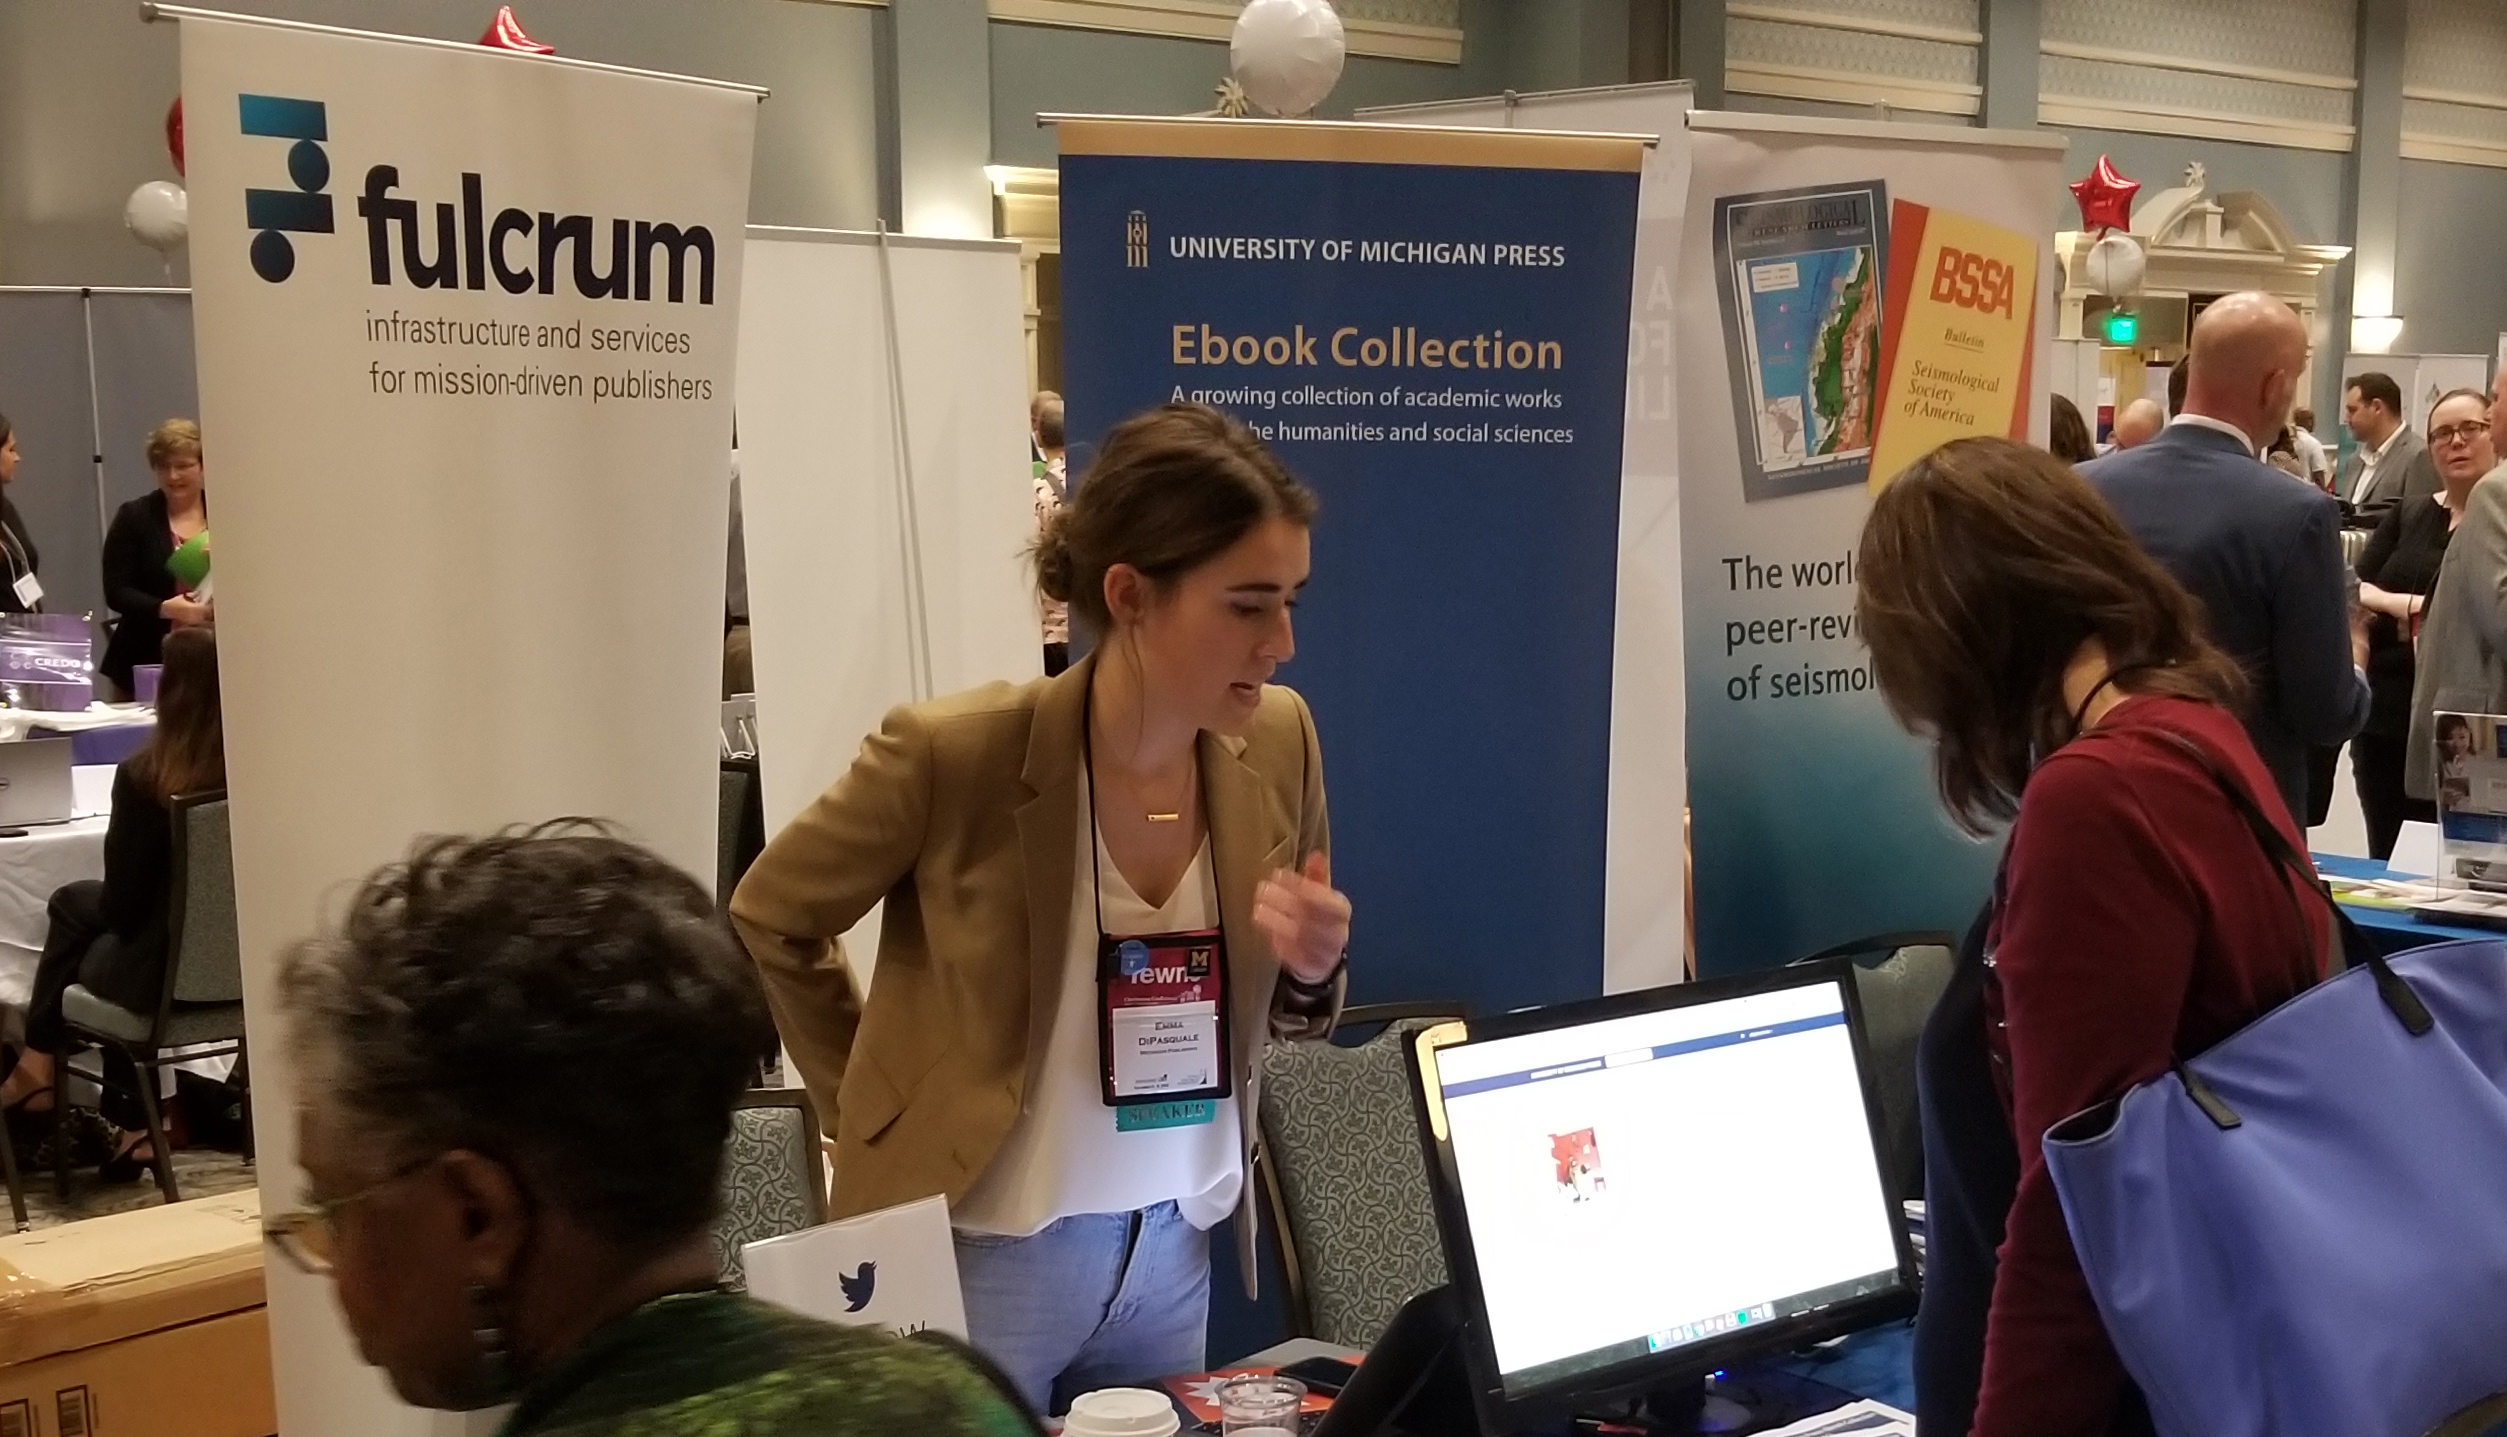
[124,180,188,253]
[1231,0,1346,119]
[2083,232,2144,298]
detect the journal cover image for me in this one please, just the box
[1863,199,2039,490]
[1712,181,1888,502]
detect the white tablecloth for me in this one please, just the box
[0,766,116,1012]
[0,704,155,743]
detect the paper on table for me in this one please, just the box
[71,764,115,819]
[2389,821,2441,879]
[1753,1398,1916,1437]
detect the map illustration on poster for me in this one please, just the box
[1713,181,1887,501]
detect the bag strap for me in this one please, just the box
[2145,727,2434,1040]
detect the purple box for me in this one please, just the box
[132,664,162,706]
[0,614,94,713]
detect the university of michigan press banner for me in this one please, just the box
[1678,112,2067,976]
[177,10,757,1433]
[1058,119,1640,1012]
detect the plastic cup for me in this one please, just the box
[1062,1387,1180,1437]
[1216,1374,1306,1437]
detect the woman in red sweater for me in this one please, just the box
[1857,437,2325,1437]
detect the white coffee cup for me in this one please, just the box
[1063,1387,1182,1437]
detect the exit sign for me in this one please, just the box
[2103,310,2140,345]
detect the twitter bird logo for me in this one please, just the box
[840,1261,877,1312]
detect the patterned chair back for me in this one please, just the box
[1258,1005,1460,1348]
[712,1088,827,1290]
[170,794,243,1006]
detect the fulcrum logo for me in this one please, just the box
[241,95,334,283]
[232,91,716,305]
[1126,210,1149,269]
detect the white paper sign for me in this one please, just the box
[745,1192,969,1341]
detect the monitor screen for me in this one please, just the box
[1423,974,1905,1396]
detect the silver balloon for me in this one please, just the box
[2083,232,2144,298]
[124,180,189,253]
[1231,0,1347,119]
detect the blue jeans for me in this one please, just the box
[955,1202,1211,1416]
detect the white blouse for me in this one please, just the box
[948,782,1244,1236]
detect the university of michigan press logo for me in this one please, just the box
[240,94,333,282]
[1126,210,1149,268]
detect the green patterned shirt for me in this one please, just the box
[493,1291,1036,1437]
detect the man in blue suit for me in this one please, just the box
[2081,292,2369,824]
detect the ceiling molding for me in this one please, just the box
[2404,84,2507,115]
[1725,5,1980,47]
[2402,131,2507,169]
[2039,94,2355,153]
[1725,61,1981,117]
[2039,39,2354,93]
[988,0,1463,65]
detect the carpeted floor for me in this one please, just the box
[1,1139,256,1230]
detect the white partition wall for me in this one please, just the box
[735,227,1040,988]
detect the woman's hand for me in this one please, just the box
[1254,852,1351,986]
[161,594,211,628]
[2359,581,2415,621]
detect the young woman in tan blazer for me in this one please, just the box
[730,404,1352,1414]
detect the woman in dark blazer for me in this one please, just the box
[0,413,39,614]
[100,419,210,696]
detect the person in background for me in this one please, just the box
[0,625,223,1177]
[2409,378,2507,806]
[2109,398,2163,451]
[1866,437,2322,1437]
[2264,426,2310,482]
[2079,291,2369,826]
[732,403,1351,1416]
[2167,356,2189,417]
[0,412,41,614]
[2352,388,2493,858]
[1032,393,1071,676]
[2340,371,2434,531]
[268,826,1042,1437]
[100,418,209,699]
[2047,395,2096,464]
[724,457,752,698]
[2290,405,2333,490]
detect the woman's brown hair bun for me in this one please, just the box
[1031,402,1317,635]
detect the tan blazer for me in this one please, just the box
[728,655,1342,1285]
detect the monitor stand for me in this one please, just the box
[1640,1380,1754,1434]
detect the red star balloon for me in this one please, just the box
[479,6,555,53]
[2070,155,2140,235]
[165,97,184,178]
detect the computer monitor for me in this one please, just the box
[1406,960,1917,1431]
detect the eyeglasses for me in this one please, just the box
[2432,421,2489,447]
[265,1155,438,1276]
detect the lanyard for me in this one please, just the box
[1081,680,1233,1122]
[1080,681,1217,940]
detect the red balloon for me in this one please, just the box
[478,6,554,53]
[2069,154,2140,236]
[165,97,185,178]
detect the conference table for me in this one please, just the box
[2314,852,2502,956]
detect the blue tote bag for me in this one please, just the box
[2041,733,2507,1437]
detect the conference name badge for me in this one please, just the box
[1098,927,1231,1129]
[11,574,38,608]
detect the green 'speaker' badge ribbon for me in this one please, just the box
[1115,1099,1217,1132]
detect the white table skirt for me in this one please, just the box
[0,704,156,743]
